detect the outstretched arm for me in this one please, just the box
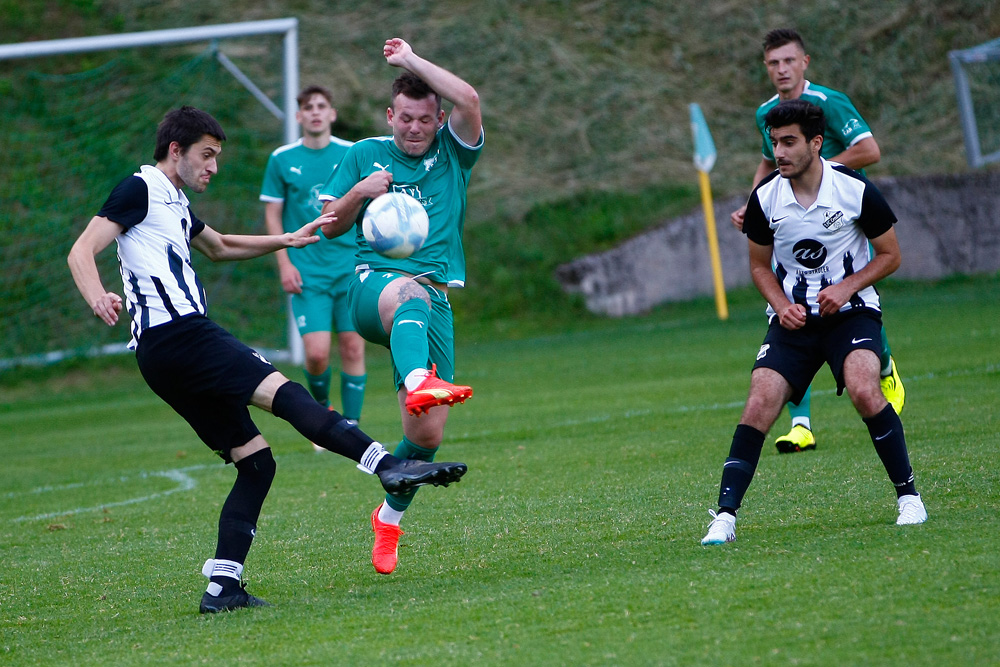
[193,212,335,262]
[383,38,482,146]
[68,216,126,326]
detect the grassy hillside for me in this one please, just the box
[4,0,997,215]
[1,1,999,355]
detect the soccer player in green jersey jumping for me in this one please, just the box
[319,38,483,575]
[260,86,367,446]
[730,28,904,454]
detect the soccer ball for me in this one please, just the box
[362,192,429,259]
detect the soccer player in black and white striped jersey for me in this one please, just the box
[68,106,467,613]
[701,100,926,546]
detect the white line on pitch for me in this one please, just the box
[12,465,214,523]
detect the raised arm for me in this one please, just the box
[383,38,482,146]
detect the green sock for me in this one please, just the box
[787,384,812,429]
[879,326,893,376]
[389,299,431,381]
[384,437,437,512]
[304,367,332,407]
[340,372,366,421]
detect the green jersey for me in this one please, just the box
[321,121,483,287]
[756,80,873,172]
[260,137,357,286]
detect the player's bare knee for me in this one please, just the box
[304,351,329,372]
[848,384,886,418]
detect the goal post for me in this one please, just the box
[0,19,306,368]
[949,36,1000,168]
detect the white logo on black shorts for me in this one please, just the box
[756,344,770,361]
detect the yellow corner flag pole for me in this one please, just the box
[690,103,728,320]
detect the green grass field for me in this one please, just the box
[2,275,998,666]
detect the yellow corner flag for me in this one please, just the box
[690,103,728,320]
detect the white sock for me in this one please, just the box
[403,369,430,393]
[357,442,390,474]
[791,417,811,430]
[378,502,405,526]
[203,558,242,595]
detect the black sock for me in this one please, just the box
[271,381,374,462]
[863,404,917,498]
[211,449,276,593]
[718,424,765,514]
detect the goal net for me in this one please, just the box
[0,23,296,368]
[950,36,1000,168]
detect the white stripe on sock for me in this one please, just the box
[357,442,389,474]
[210,559,243,580]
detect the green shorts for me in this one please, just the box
[348,270,455,390]
[291,270,355,335]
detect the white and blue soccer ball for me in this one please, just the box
[362,192,429,259]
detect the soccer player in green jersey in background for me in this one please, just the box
[260,86,367,447]
[319,37,483,575]
[730,28,904,454]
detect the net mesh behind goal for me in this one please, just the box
[0,43,285,366]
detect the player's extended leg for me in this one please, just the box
[878,325,905,414]
[703,367,792,545]
[842,349,925,525]
[775,385,816,453]
[254,372,467,495]
[200,438,276,613]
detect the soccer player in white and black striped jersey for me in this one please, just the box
[68,106,468,613]
[701,99,926,546]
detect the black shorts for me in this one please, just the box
[135,315,276,462]
[752,308,883,405]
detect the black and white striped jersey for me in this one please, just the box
[97,165,208,349]
[743,159,897,319]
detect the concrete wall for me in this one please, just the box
[555,170,1000,317]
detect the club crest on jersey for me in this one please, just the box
[823,210,846,231]
[423,149,440,172]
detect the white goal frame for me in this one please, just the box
[949,36,1000,169]
[0,19,306,365]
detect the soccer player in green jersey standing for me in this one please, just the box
[730,28,904,454]
[319,38,483,575]
[260,86,367,445]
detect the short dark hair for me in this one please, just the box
[297,85,333,108]
[764,99,826,143]
[391,71,441,115]
[153,106,226,161]
[763,28,805,54]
